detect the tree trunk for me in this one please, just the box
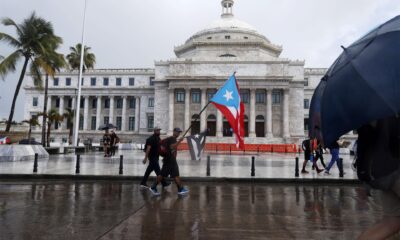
[69,123,73,145]
[41,74,49,146]
[47,122,51,147]
[6,56,30,132]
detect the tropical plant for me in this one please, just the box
[66,43,96,71]
[46,108,63,147]
[0,12,62,132]
[63,108,75,144]
[32,49,66,146]
[22,115,40,144]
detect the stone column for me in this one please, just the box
[59,96,64,130]
[168,89,174,135]
[283,89,290,138]
[266,89,273,137]
[109,96,114,124]
[216,110,223,137]
[184,88,190,131]
[135,96,140,133]
[71,97,76,111]
[83,96,89,130]
[96,96,101,130]
[47,96,52,111]
[200,88,207,131]
[249,89,256,137]
[121,96,127,131]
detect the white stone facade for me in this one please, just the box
[23,0,329,144]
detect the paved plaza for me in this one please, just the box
[0,180,381,240]
[0,150,356,181]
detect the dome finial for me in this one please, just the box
[221,0,234,18]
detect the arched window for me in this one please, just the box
[256,115,265,137]
[207,114,216,136]
[191,114,200,135]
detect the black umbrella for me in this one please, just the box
[19,139,41,145]
[309,15,400,147]
[98,123,116,130]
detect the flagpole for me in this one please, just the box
[73,0,88,147]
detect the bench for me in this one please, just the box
[45,147,60,155]
[64,146,86,154]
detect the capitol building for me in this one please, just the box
[23,0,327,145]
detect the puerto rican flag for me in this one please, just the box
[210,74,245,149]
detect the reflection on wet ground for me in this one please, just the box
[0,180,380,239]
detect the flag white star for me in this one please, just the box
[223,90,234,102]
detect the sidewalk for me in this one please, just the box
[0,150,358,182]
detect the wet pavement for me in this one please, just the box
[0,150,357,180]
[0,180,380,240]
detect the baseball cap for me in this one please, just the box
[173,127,182,132]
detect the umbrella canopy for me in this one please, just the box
[18,139,41,145]
[309,15,400,147]
[98,123,116,131]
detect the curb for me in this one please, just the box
[0,174,361,185]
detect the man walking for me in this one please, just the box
[149,127,189,196]
[140,127,169,188]
[324,140,340,175]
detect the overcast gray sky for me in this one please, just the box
[1,0,399,121]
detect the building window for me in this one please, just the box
[104,98,110,109]
[66,78,71,86]
[32,97,38,107]
[80,98,84,108]
[147,115,154,131]
[79,115,84,130]
[304,77,309,87]
[128,117,135,131]
[55,98,60,108]
[225,35,231,39]
[81,78,84,86]
[256,90,266,104]
[207,89,217,101]
[272,90,282,104]
[150,77,154,86]
[191,90,200,103]
[68,98,72,108]
[116,77,122,86]
[53,78,59,86]
[103,77,109,86]
[129,78,135,86]
[92,98,97,108]
[116,98,123,109]
[175,90,185,103]
[129,98,136,108]
[91,77,96,86]
[104,116,109,124]
[33,78,39,86]
[304,118,309,131]
[91,116,96,130]
[116,117,122,130]
[240,90,250,104]
[148,97,154,107]
[304,99,310,109]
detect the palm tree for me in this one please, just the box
[66,43,96,71]
[31,50,66,146]
[46,108,63,147]
[0,12,62,132]
[63,108,75,145]
[22,115,40,144]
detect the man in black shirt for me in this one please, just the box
[149,127,189,196]
[140,127,169,188]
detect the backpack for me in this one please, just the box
[158,139,169,157]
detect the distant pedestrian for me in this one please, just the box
[149,127,189,196]
[109,129,119,156]
[324,140,340,175]
[313,140,326,169]
[140,127,169,188]
[102,130,111,157]
[301,138,323,173]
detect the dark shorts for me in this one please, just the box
[304,151,311,161]
[161,158,180,178]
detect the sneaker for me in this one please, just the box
[317,169,323,174]
[301,170,309,174]
[177,187,189,195]
[162,182,171,188]
[140,184,148,189]
[324,171,330,175]
[149,186,160,196]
